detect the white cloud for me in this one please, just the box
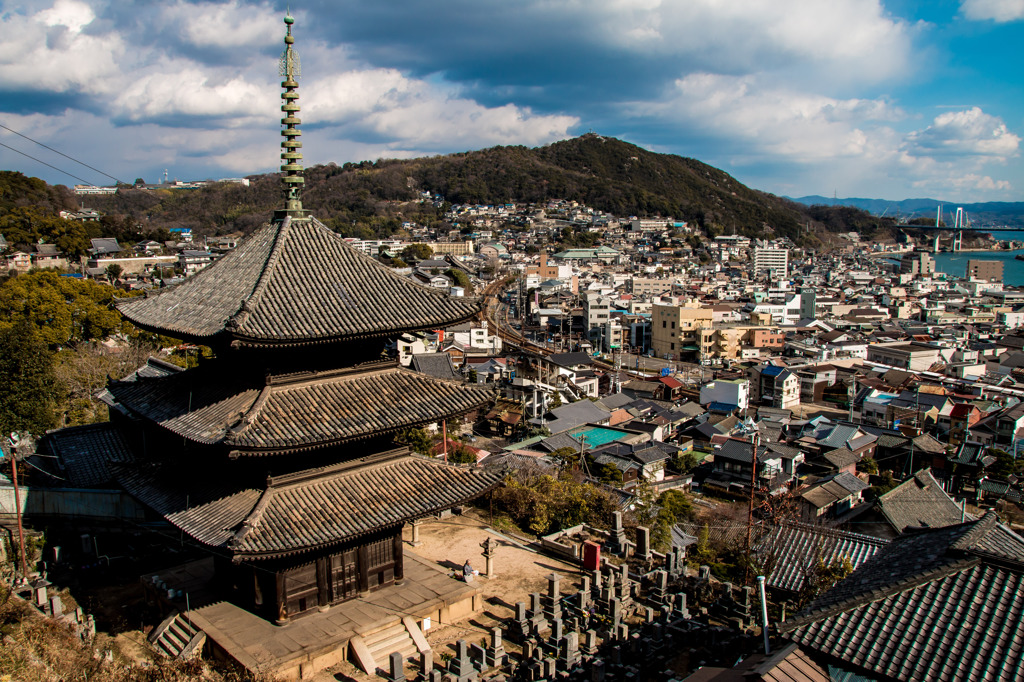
[563,0,916,85]
[37,0,95,32]
[0,1,123,94]
[307,69,577,151]
[649,73,902,162]
[960,0,1024,22]
[905,107,1020,158]
[112,66,273,122]
[158,0,281,50]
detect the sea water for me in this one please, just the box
[930,230,1024,286]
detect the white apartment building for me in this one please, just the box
[754,246,789,279]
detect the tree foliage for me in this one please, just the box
[401,243,433,261]
[492,470,616,535]
[0,271,127,348]
[67,136,887,244]
[446,268,473,293]
[0,321,59,436]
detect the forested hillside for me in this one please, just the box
[73,135,889,242]
[4,135,899,245]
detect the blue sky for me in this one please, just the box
[0,0,1021,203]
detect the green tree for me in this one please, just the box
[396,427,434,456]
[868,471,899,498]
[597,461,623,486]
[447,441,477,465]
[446,268,474,293]
[0,271,125,347]
[860,456,879,475]
[0,321,59,436]
[694,523,714,562]
[401,243,433,262]
[673,451,699,473]
[550,446,580,471]
[105,263,123,281]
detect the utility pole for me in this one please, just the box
[5,439,30,577]
[746,429,760,584]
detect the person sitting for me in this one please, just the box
[463,559,474,583]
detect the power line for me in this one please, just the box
[0,141,97,187]
[0,122,123,184]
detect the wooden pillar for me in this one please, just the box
[275,572,289,626]
[316,557,330,611]
[393,532,405,586]
[357,543,370,596]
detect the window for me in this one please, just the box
[670,342,675,351]
[662,320,667,328]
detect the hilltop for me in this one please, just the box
[20,136,897,243]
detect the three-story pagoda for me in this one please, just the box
[104,14,500,624]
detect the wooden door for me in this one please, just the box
[330,549,358,603]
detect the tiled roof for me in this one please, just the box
[41,422,135,488]
[117,216,480,347]
[759,523,888,594]
[230,450,501,558]
[822,447,860,469]
[410,353,458,380]
[108,361,495,455]
[115,448,500,557]
[877,468,971,532]
[782,514,1024,682]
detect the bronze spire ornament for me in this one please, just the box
[278,13,306,218]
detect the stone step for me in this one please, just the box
[368,631,416,658]
[152,614,204,660]
[363,622,407,643]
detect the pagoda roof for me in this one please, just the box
[106,360,496,456]
[113,448,501,559]
[117,216,481,347]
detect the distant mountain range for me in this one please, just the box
[788,195,1024,228]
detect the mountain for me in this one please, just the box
[788,195,1024,228]
[36,136,896,242]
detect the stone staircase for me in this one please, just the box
[149,612,206,660]
[350,616,430,674]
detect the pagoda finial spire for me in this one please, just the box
[278,12,305,218]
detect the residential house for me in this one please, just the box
[781,513,1024,682]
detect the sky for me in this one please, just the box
[0,0,1022,203]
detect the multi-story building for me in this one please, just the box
[630,276,673,296]
[651,304,713,360]
[753,246,789,279]
[967,259,1003,282]
[899,251,935,277]
[700,378,750,412]
[867,341,941,371]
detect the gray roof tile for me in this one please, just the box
[108,361,495,455]
[782,513,1024,682]
[118,216,480,347]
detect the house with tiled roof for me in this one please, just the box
[797,472,869,522]
[781,512,1024,682]
[860,469,971,539]
[756,522,887,597]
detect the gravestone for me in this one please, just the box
[543,573,562,623]
[583,629,599,655]
[559,631,582,669]
[636,526,651,561]
[448,640,477,682]
[383,651,405,682]
[487,627,507,668]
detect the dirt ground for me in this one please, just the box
[323,510,584,681]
